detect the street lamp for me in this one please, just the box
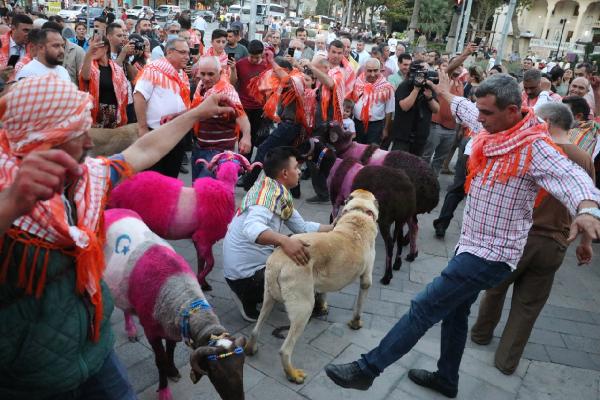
[556,18,567,60]
[489,10,501,48]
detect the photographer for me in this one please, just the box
[391,60,439,156]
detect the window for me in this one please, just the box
[573,5,579,16]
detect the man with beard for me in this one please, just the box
[16,28,70,81]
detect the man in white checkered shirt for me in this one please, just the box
[325,74,600,398]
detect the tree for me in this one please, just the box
[511,0,533,56]
[382,0,410,32]
[316,0,330,15]
[407,0,421,41]
[418,0,453,39]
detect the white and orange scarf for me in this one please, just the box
[0,76,131,342]
[136,57,191,108]
[352,73,394,131]
[466,108,563,205]
[192,76,244,134]
[80,59,129,127]
[319,66,346,124]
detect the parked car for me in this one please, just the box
[126,5,153,19]
[155,5,180,22]
[59,4,87,22]
[197,10,215,23]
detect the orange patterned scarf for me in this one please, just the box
[192,76,244,134]
[136,57,191,108]
[466,108,563,205]
[80,59,129,127]
[352,73,394,131]
[0,76,132,342]
[320,66,345,123]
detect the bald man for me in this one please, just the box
[351,58,395,145]
[191,56,251,179]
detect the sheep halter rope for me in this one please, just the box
[180,299,244,360]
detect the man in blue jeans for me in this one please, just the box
[325,74,600,397]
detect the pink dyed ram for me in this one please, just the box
[103,208,246,400]
[108,151,261,291]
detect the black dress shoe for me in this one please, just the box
[325,362,374,391]
[433,219,446,238]
[408,369,457,398]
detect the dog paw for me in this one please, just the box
[312,305,329,317]
[405,251,418,262]
[380,275,391,285]
[392,258,402,271]
[244,342,258,356]
[286,368,307,384]
[347,319,363,330]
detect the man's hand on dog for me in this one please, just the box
[281,237,310,266]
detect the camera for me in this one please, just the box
[408,64,439,88]
[130,36,145,52]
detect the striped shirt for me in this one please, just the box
[451,98,600,267]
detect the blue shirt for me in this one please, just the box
[222,205,320,280]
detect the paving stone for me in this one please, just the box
[527,328,566,348]
[521,343,551,363]
[309,324,352,358]
[561,334,600,355]
[545,345,600,371]
[246,376,307,400]
[380,287,414,305]
[541,304,596,324]
[517,361,600,400]
[326,306,373,329]
[361,297,398,318]
[532,316,582,336]
[300,343,407,400]
[575,321,600,340]
[115,340,153,369]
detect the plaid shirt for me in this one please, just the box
[451,98,600,267]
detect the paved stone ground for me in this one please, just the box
[113,159,600,400]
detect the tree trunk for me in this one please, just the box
[445,9,460,53]
[510,9,521,57]
[407,0,421,42]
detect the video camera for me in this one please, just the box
[409,64,439,88]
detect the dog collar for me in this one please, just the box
[316,147,329,170]
[181,298,212,347]
[344,206,376,222]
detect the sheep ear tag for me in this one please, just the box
[330,131,339,143]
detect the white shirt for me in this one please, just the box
[342,117,356,133]
[357,50,370,66]
[193,16,207,31]
[134,79,187,129]
[222,205,320,280]
[385,57,399,74]
[15,59,71,82]
[354,90,395,121]
[10,37,25,58]
[151,45,165,61]
[327,31,336,44]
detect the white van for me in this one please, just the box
[240,3,285,25]
[225,5,242,20]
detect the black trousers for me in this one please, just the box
[392,137,427,156]
[434,137,469,229]
[148,128,188,178]
[243,108,265,160]
[225,268,265,308]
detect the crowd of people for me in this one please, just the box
[0,3,599,400]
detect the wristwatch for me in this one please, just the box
[578,207,600,220]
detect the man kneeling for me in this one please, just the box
[223,147,333,321]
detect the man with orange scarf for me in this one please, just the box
[325,74,600,397]
[351,58,395,145]
[0,14,32,68]
[191,55,251,180]
[134,37,192,178]
[0,74,235,399]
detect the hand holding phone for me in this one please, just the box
[227,52,235,61]
[7,54,20,68]
[287,47,294,57]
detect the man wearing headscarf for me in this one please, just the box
[0,75,234,400]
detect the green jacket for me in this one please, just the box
[0,234,115,399]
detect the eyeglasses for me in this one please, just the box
[173,48,189,55]
[168,29,180,34]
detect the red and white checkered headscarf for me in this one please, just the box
[0,75,118,343]
[0,75,93,156]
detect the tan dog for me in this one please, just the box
[89,123,139,157]
[245,189,379,384]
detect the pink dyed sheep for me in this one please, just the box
[104,208,246,400]
[108,151,261,291]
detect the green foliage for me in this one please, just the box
[316,0,330,16]
[381,0,410,27]
[417,0,452,38]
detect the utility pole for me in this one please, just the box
[556,18,567,60]
[346,0,353,27]
[456,0,472,54]
[248,0,257,40]
[495,0,517,65]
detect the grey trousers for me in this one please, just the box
[422,123,456,175]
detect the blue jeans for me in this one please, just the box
[358,252,511,387]
[191,146,221,180]
[47,351,136,400]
